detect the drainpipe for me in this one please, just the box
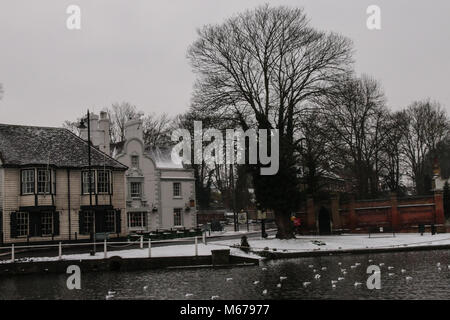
[67,169,71,241]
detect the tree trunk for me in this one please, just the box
[275,211,295,239]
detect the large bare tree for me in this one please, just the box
[187,5,353,238]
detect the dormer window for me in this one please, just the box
[131,155,139,169]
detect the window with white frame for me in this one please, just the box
[17,212,29,237]
[97,170,111,194]
[173,182,181,198]
[82,171,96,194]
[37,169,51,194]
[83,210,94,234]
[41,212,54,236]
[130,182,142,198]
[174,208,183,226]
[127,212,147,228]
[21,169,35,194]
[131,155,139,169]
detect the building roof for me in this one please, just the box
[0,123,127,169]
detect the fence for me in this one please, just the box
[0,233,209,263]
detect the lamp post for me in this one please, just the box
[78,110,95,252]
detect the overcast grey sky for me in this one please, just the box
[0,0,449,127]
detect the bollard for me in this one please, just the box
[195,236,198,256]
[148,239,151,258]
[58,242,62,260]
[104,239,107,259]
[140,236,144,249]
[203,231,207,245]
[11,244,14,262]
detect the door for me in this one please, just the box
[318,207,331,235]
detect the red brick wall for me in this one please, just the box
[298,192,445,233]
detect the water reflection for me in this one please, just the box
[0,250,448,300]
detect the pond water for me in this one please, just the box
[0,250,448,300]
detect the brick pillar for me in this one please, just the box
[349,195,357,231]
[331,193,341,231]
[306,196,315,232]
[434,191,445,225]
[390,192,399,231]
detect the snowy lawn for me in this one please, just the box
[225,233,450,253]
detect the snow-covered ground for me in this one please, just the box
[2,233,449,264]
[0,242,260,264]
[238,233,450,253]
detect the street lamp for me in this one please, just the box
[78,111,93,207]
[78,110,95,252]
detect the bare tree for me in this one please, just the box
[378,111,408,193]
[402,99,449,194]
[62,119,82,136]
[296,106,336,195]
[142,113,173,147]
[318,74,388,198]
[188,5,353,238]
[108,102,143,143]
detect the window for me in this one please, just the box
[131,155,139,168]
[174,208,182,226]
[127,212,147,228]
[97,170,111,194]
[41,212,53,236]
[105,210,116,232]
[37,170,51,194]
[82,171,95,194]
[173,182,181,198]
[130,182,142,198]
[21,170,35,194]
[17,212,29,237]
[83,210,94,234]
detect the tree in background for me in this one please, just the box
[188,5,353,239]
[378,111,408,194]
[109,102,143,143]
[142,112,173,148]
[297,106,336,196]
[318,74,388,199]
[402,100,449,195]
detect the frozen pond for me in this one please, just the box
[0,249,448,300]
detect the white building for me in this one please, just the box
[85,113,197,233]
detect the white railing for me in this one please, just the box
[0,234,207,263]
